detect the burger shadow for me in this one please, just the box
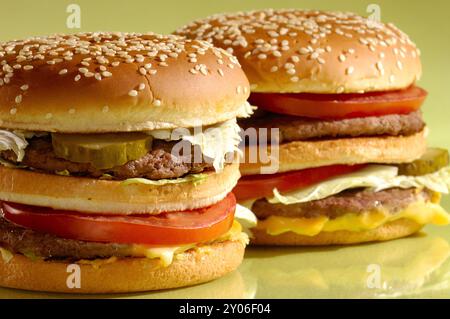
[244,231,428,259]
[0,268,252,299]
[0,232,431,299]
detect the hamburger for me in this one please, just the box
[176,9,450,245]
[0,32,257,293]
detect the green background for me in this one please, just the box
[1,0,449,149]
[1,0,450,299]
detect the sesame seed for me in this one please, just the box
[376,61,384,72]
[10,108,17,115]
[153,99,161,106]
[15,95,22,104]
[102,71,112,77]
[218,69,224,77]
[299,48,310,55]
[346,66,354,75]
[23,65,33,70]
[310,52,319,60]
[257,54,267,59]
[139,67,147,75]
[389,74,396,83]
[397,60,403,70]
[286,69,296,75]
[284,63,295,69]
[74,75,81,82]
[270,66,278,72]
[359,38,368,45]
[138,83,146,90]
[59,69,68,75]
[68,108,76,114]
[95,73,102,81]
[20,84,29,91]
[273,51,282,57]
[338,54,346,62]
[128,90,138,97]
[290,76,299,82]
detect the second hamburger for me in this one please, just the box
[176,9,450,245]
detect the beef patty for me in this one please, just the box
[0,216,134,260]
[252,188,432,220]
[0,137,214,180]
[239,111,424,144]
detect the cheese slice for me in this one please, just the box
[129,220,249,267]
[256,199,450,237]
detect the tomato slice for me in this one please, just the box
[249,86,427,119]
[233,165,366,201]
[1,193,236,246]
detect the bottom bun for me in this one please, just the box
[250,219,423,246]
[0,240,244,294]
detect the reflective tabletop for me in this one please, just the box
[2,196,450,299]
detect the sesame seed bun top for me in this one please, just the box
[175,9,422,94]
[0,32,250,133]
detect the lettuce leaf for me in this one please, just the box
[0,130,28,161]
[235,204,258,237]
[121,173,208,186]
[146,119,241,172]
[269,165,450,205]
[236,101,257,118]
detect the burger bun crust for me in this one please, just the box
[0,240,244,293]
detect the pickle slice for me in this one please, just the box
[398,147,449,176]
[52,133,153,169]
